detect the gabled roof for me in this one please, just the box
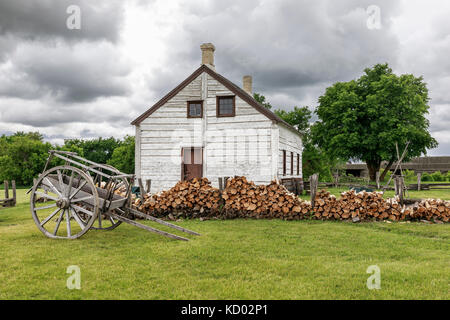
[131,64,302,137]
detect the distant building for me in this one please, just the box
[345,156,450,177]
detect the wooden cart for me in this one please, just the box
[29,150,199,240]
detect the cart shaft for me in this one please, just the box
[106,211,190,241]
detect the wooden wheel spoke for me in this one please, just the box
[69,180,87,199]
[34,203,57,211]
[71,204,94,216]
[66,171,75,198]
[57,170,66,196]
[35,191,58,201]
[53,210,65,236]
[71,196,94,204]
[66,210,71,237]
[40,208,61,227]
[32,165,100,239]
[43,178,62,198]
[70,209,86,230]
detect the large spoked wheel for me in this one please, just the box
[88,164,128,231]
[30,165,99,239]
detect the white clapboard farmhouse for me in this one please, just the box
[132,43,303,193]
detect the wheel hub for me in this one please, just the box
[56,198,70,209]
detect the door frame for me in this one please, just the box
[181,147,204,181]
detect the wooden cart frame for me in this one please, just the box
[29,150,199,240]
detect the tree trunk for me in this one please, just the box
[366,161,380,182]
[379,156,396,182]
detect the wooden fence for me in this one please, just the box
[408,183,450,191]
[0,180,16,209]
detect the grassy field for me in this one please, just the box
[0,188,449,300]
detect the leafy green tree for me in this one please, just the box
[107,135,135,174]
[275,107,311,134]
[63,137,120,164]
[312,63,438,181]
[0,133,52,186]
[253,93,273,109]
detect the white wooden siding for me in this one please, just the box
[277,123,303,179]
[204,74,273,187]
[139,75,203,192]
[136,70,302,193]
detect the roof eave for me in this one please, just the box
[131,65,303,140]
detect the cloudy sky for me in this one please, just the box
[0,0,449,155]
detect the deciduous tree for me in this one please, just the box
[312,64,437,181]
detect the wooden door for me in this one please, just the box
[182,147,203,181]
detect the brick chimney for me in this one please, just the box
[200,43,215,70]
[243,75,252,95]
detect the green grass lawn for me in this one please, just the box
[0,189,449,300]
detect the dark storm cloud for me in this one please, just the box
[157,0,401,106]
[0,0,124,43]
[0,0,130,103]
[0,42,130,103]
[0,0,449,155]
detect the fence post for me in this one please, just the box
[399,176,404,206]
[310,174,318,209]
[218,177,223,191]
[294,179,302,195]
[417,172,422,191]
[4,180,9,200]
[394,176,399,196]
[394,176,404,206]
[137,178,145,201]
[12,180,16,206]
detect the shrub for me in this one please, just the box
[403,169,416,182]
[431,171,444,182]
[380,170,393,182]
[421,172,432,181]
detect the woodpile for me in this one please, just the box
[312,189,450,223]
[131,177,448,223]
[410,199,450,223]
[137,176,311,220]
[137,178,222,219]
[221,176,311,220]
[313,190,407,221]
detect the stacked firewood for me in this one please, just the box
[313,190,408,221]
[113,184,130,198]
[221,176,312,220]
[313,189,450,222]
[137,176,312,220]
[409,199,450,223]
[133,177,448,223]
[137,178,222,218]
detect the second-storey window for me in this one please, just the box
[187,101,203,118]
[216,96,235,117]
